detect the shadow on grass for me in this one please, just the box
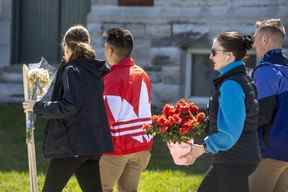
[0,103,210,175]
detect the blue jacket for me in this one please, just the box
[252,49,288,161]
[204,60,246,154]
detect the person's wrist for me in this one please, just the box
[202,143,208,153]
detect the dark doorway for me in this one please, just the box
[11,0,91,65]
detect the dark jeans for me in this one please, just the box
[42,156,102,192]
[197,163,257,192]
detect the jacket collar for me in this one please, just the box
[111,57,135,70]
[218,60,243,75]
[214,61,246,87]
[261,48,288,65]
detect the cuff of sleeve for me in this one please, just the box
[203,136,216,154]
[33,101,41,111]
[202,142,209,153]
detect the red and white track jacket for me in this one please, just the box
[103,57,153,155]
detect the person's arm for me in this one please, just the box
[204,80,246,154]
[258,97,277,127]
[33,66,80,119]
[253,66,279,128]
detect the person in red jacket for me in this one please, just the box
[100,27,153,192]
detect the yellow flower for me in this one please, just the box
[28,68,50,96]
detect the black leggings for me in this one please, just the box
[197,163,257,192]
[42,156,102,192]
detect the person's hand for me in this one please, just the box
[179,144,205,164]
[191,144,205,158]
[22,100,36,113]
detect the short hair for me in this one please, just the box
[103,28,134,58]
[256,19,286,39]
[217,32,253,60]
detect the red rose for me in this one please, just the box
[152,115,160,123]
[179,126,190,135]
[167,116,175,127]
[145,98,207,143]
[176,103,190,114]
[196,112,206,123]
[171,114,182,124]
[158,115,168,127]
[190,104,199,113]
[142,124,152,131]
[180,111,193,121]
[162,104,175,117]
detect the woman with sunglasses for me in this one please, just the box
[182,32,260,192]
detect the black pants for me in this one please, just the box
[197,163,257,192]
[42,156,102,192]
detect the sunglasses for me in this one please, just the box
[210,49,227,57]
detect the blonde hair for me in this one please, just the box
[256,19,286,39]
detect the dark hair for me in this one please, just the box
[63,25,95,62]
[216,32,253,60]
[103,28,134,58]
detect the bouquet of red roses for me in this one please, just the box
[144,98,207,144]
[144,99,207,165]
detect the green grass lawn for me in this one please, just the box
[0,103,209,192]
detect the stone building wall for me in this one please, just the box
[87,0,288,107]
[0,0,12,68]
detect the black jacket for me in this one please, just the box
[209,65,260,164]
[34,59,113,159]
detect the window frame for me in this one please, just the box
[118,0,154,6]
[184,48,256,108]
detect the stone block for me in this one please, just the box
[125,24,146,37]
[155,0,225,7]
[151,47,181,66]
[152,55,173,66]
[88,23,103,37]
[1,0,12,19]
[0,44,9,67]
[146,24,171,38]
[88,6,179,24]
[101,23,126,32]
[161,66,181,84]
[152,83,180,106]
[92,0,117,5]
[88,1,288,25]
[173,24,208,35]
[88,23,103,48]
[0,21,10,44]
[0,71,22,83]
[132,37,151,67]
[0,83,23,103]
[0,0,2,18]
[101,23,146,37]
[146,70,162,83]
